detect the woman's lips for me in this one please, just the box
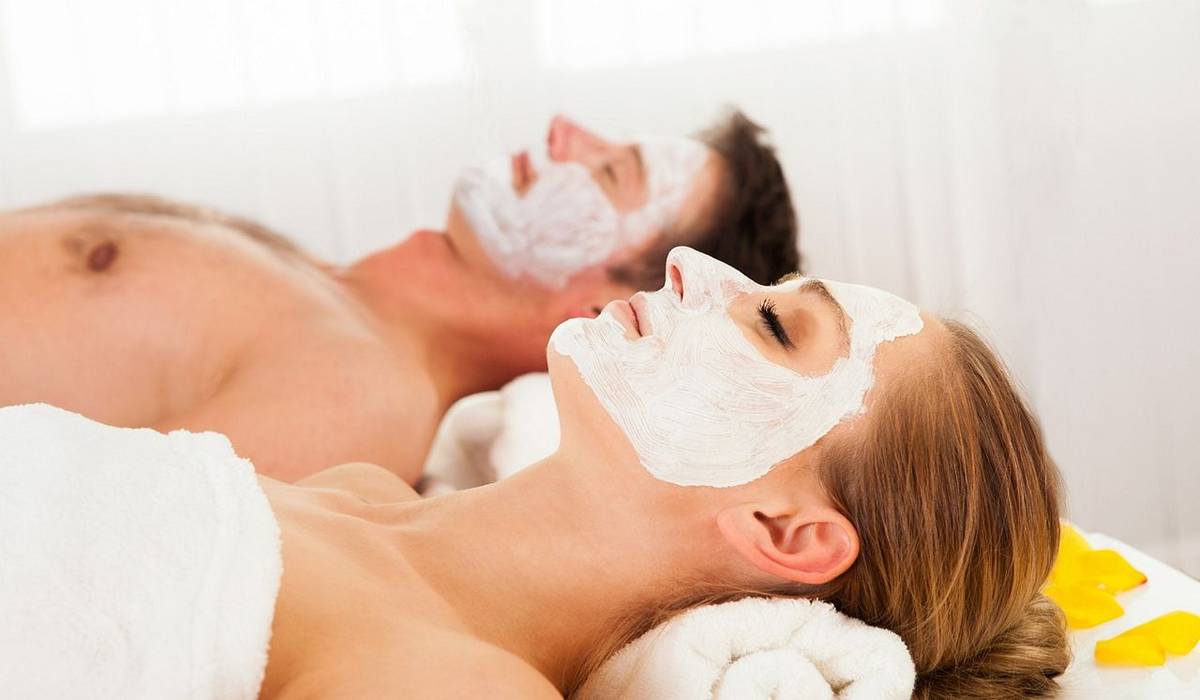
[604,299,641,338]
[630,292,651,336]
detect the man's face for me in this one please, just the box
[445,115,721,291]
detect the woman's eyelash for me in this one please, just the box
[757,299,793,349]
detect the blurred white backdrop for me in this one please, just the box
[1,0,1197,572]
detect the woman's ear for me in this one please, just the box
[716,501,859,585]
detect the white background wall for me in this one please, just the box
[1,0,1197,573]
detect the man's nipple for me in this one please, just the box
[86,240,119,272]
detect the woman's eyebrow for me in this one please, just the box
[796,279,851,352]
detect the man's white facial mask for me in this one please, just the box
[452,138,707,288]
[550,247,924,487]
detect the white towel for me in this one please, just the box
[421,372,560,491]
[489,372,560,480]
[576,597,915,700]
[0,404,282,700]
[420,390,505,492]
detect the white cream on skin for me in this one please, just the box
[452,137,707,288]
[550,247,924,488]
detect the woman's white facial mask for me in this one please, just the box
[452,137,707,288]
[550,247,924,487]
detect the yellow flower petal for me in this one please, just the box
[1048,523,1146,592]
[1044,583,1124,629]
[1050,522,1093,585]
[1060,521,1092,560]
[1073,549,1148,593]
[1095,633,1166,666]
[1095,612,1200,666]
[1153,611,1200,654]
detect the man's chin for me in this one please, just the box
[402,229,453,257]
[444,200,503,275]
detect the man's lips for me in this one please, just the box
[511,151,533,193]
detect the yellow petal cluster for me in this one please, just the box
[1045,522,1145,629]
[1045,523,1199,667]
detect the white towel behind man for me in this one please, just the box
[0,404,282,700]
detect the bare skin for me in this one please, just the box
[0,203,445,482]
[0,117,724,483]
[257,464,562,699]
[249,253,943,697]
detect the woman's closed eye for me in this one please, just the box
[757,299,794,349]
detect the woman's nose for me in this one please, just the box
[666,247,709,305]
[665,247,750,306]
[667,259,685,303]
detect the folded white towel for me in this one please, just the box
[489,372,560,480]
[420,390,505,492]
[0,404,282,700]
[421,372,560,491]
[576,597,915,700]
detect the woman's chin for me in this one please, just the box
[545,344,580,392]
[546,347,610,431]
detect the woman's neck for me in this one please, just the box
[388,455,719,694]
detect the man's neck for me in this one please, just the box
[334,232,539,412]
[390,457,721,694]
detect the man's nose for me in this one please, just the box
[547,114,605,163]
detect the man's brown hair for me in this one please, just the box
[610,108,800,288]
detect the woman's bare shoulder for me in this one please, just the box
[291,461,420,503]
[270,631,561,699]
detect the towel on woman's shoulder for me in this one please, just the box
[576,596,915,700]
[0,403,282,700]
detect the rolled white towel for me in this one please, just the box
[576,597,915,700]
[0,404,282,700]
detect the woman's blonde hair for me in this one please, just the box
[572,319,1070,698]
[812,319,1070,697]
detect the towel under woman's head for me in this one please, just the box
[0,404,281,699]
[576,597,915,699]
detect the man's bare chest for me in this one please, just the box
[0,211,388,426]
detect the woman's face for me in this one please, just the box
[548,247,927,487]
